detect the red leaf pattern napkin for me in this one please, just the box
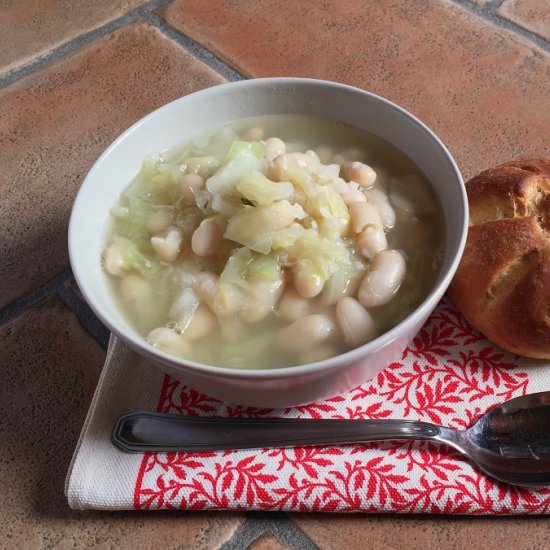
[66,298,550,513]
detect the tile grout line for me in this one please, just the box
[219,513,319,550]
[0,0,173,90]
[56,284,110,350]
[0,267,110,351]
[454,0,550,53]
[0,268,72,325]
[490,0,506,10]
[1,0,546,335]
[267,514,319,550]
[475,0,505,12]
[142,11,246,82]
[1,0,547,91]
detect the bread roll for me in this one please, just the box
[449,159,550,359]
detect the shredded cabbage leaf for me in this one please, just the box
[216,248,284,316]
[236,171,294,206]
[224,201,306,254]
[207,141,265,196]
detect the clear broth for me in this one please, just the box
[106,114,444,369]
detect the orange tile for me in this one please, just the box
[0,0,145,74]
[0,296,242,547]
[161,0,550,180]
[499,0,550,41]
[0,22,225,308]
[292,513,550,550]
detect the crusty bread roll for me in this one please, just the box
[449,159,550,359]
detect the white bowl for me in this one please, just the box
[69,77,467,407]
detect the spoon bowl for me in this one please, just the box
[460,392,550,485]
[113,391,550,486]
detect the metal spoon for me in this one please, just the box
[112,391,550,486]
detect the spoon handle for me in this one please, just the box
[112,412,449,453]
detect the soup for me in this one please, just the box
[102,115,444,369]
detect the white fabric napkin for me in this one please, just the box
[66,300,550,513]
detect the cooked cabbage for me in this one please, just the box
[216,248,284,317]
[236,171,294,206]
[290,232,352,289]
[102,120,442,371]
[224,200,306,254]
[207,141,264,196]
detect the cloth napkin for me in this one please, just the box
[66,298,550,513]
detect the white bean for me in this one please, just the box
[266,154,287,181]
[104,243,126,276]
[277,314,336,353]
[150,226,183,262]
[331,177,350,195]
[278,287,312,322]
[349,202,383,234]
[321,270,353,306]
[331,178,366,205]
[194,272,220,311]
[184,305,218,340]
[264,137,286,161]
[336,297,377,346]
[191,217,227,256]
[366,188,396,229]
[293,266,324,298]
[267,152,311,181]
[343,162,377,188]
[288,152,309,168]
[344,190,367,205]
[346,270,364,298]
[357,226,388,259]
[145,207,174,233]
[242,127,264,141]
[147,327,189,355]
[180,174,205,205]
[358,250,406,307]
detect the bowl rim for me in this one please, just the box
[69,76,467,380]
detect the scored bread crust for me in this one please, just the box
[448,159,550,359]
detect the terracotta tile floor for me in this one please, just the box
[1,1,549,548]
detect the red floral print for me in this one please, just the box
[134,299,546,513]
